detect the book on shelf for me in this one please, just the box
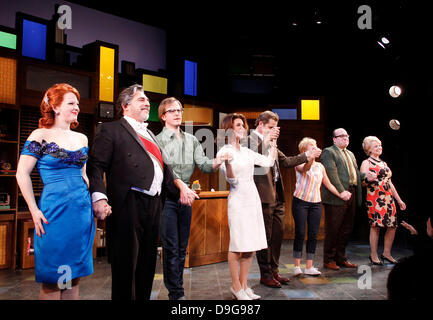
[0,205,11,210]
[0,170,16,175]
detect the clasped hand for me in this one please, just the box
[340,191,352,201]
[92,199,112,220]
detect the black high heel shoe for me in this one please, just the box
[369,256,384,266]
[380,255,397,264]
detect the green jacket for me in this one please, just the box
[320,144,364,207]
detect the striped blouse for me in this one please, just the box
[293,162,324,203]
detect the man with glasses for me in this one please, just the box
[156,97,228,300]
[320,128,376,270]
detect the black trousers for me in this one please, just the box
[256,184,286,278]
[323,186,357,264]
[292,197,322,260]
[108,190,162,300]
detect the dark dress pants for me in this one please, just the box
[256,184,286,279]
[108,190,161,300]
[323,186,357,264]
[160,199,192,300]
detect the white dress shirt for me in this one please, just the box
[252,130,280,182]
[91,115,164,203]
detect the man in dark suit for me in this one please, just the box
[249,111,321,288]
[320,128,376,270]
[87,84,196,300]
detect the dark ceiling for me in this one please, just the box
[67,1,429,214]
[66,1,429,133]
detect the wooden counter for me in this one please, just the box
[185,191,230,268]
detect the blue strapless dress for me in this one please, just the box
[21,140,95,284]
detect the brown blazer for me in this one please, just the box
[248,131,307,205]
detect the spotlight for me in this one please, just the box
[381,37,390,44]
[389,85,402,98]
[377,41,386,49]
[389,119,400,130]
[377,37,390,49]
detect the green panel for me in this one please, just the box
[0,31,16,50]
[148,101,160,122]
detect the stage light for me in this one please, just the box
[377,37,390,49]
[389,85,402,98]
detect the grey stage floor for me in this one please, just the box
[0,239,413,301]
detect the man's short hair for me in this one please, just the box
[116,84,144,116]
[255,110,279,127]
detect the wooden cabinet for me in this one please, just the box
[185,191,230,268]
[0,106,19,269]
[18,220,35,269]
[0,220,13,269]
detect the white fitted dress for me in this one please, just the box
[218,144,274,252]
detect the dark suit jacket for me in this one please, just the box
[248,132,307,204]
[320,144,364,207]
[87,118,179,211]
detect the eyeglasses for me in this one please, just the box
[163,108,184,114]
[334,134,350,139]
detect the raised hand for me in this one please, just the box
[307,147,322,161]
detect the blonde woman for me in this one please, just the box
[360,136,406,265]
[292,138,351,276]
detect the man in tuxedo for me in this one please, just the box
[249,111,321,288]
[87,84,196,300]
[320,128,376,270]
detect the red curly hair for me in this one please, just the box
[39,83,80,129]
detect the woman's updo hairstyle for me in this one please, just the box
[39,83,80,129]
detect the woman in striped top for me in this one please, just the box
[292,138,352,276]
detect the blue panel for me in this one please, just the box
[272,108,297,120]
[22,19,47,60]
[184,60,197,96]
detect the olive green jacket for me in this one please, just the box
[320,144,365,207]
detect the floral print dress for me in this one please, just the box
[365,157,397,228]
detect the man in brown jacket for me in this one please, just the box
[248,111,321,288]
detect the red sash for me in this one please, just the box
[138,135,164,169]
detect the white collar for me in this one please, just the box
[252,129,264,141]
[124,115,148,131]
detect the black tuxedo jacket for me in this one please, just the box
[87,118,179,211]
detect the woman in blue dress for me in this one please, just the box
[16,83,109,299]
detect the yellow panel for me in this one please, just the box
[301,100,320,120]
[0,57,16,104]
[183,104,213,126]
[142,74,167,95]
[99,46,115,102]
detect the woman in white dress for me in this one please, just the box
[217,113,276,300]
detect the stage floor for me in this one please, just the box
[0,240,413,300]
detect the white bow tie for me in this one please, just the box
[136,122,148,131]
